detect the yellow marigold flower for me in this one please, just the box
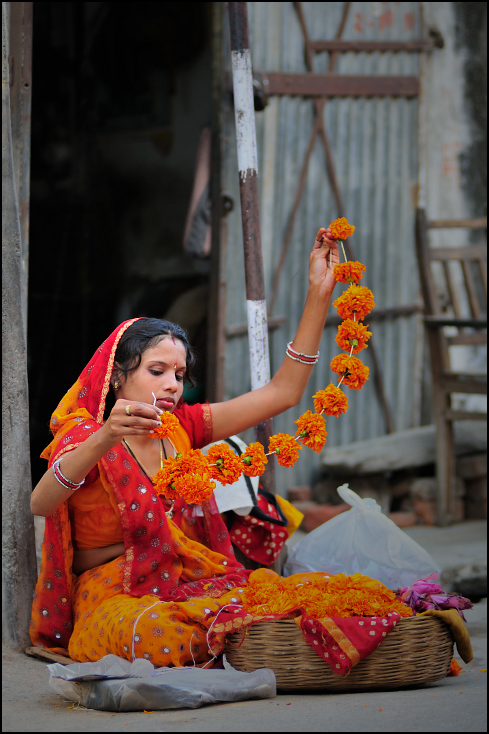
[333,284,375,321]
[312,383,348,417]
[207,443,243,486]
[333,261,366,284]
[268,433,302,468]
[149,410,180,439]
[328,217,355,240]
[294,411,327,453]
[335,319,372,354]
[330,354,369,390]
[240,442,268,477]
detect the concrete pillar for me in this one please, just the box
[2,0,37,650]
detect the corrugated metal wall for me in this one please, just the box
[220,2,422,493]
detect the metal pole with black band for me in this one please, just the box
[228,2,275,497]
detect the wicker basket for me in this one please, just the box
[224,616,454,691]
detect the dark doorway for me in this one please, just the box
[28,2,213,486]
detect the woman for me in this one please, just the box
[30,227,339,667]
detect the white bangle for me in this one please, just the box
[286,342,319,365]
[52,458,85,491]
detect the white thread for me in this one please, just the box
[205,603,242,659]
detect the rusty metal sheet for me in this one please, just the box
[220,1,425,491]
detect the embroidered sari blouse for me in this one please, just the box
[68,402,212,550]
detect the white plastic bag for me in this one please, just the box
[283,484,440,589]
[47,654,276,712]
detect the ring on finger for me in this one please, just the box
[126,405,131,416]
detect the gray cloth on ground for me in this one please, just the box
[47,654,276,712]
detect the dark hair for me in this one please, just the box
[113,318,197,388]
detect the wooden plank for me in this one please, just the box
[309,40,434,53]
[428,245,487,261]
[262,72,419,98]
[441,376,487,395]
[424,316,487,328]
[442,261,462,318]
[320,422,487,474]
[427,217,487,229]
[446,333,487,346]
[415,208,442,315]
[25,646,76,665]
[462,260,482,319]
[446,410,487,421]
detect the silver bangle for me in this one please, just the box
[287,341,320,359]
[52,458,85,491]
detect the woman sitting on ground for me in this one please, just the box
[30,228,338,667]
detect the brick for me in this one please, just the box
[412,497,465,525]
[301,503,350,532]
[387,512,417,528]
[457,452,487,480]
[287,486,312,503]
[413,498,437,526]
[464,476,487,519]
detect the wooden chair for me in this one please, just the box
[415,209,487,526]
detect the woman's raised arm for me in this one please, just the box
[210,228,339,442]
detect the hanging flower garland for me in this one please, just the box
[152,217,375,505]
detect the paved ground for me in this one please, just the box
[3,521,487,732]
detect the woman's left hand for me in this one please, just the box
[309,227,340,296]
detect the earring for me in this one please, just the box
[113,381,120,390]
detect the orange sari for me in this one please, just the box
[30,319,250,667]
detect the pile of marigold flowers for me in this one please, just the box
[152,216,375,505]
[241,568,413,619]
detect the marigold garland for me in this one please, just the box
[206,443,244,486]
[294,411,327,453]
[312,383,349,417]
[240,442,268,477]
[149,216,378,509]
[328,217,356,241]
[153,449,215,505]
[335,319,372,354]
[333,261,366,285]
[268,433,302,468]
[333,284,375,321]
[241,569,413,619]
[149,410,181,440]
[330,354,370,390]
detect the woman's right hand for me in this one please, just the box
[101,399,163,445]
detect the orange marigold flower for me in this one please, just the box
[240,442,268,477]
[207,443,243,486]
[153,449,215,505]
[333,284,375,321]
[294,411,327,453]
[328,217,355,240]
[335,319,372,354]
[153,458,179,501]
[149,410,180,439]
[333,261,366,284]
[241,570,413,619]
[330,354,370,390]
[312,383,349,417]
[268,433,302,468]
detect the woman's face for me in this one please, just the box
[116,337,187,411]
